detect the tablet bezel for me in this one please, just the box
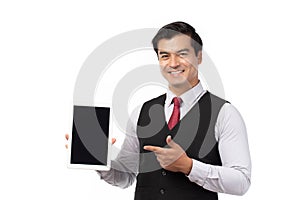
[67,103,112,171]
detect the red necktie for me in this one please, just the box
[168,97,181,130]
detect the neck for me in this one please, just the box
[169,80,200,96]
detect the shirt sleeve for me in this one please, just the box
[97,106,141,188]
[187,103,251,195]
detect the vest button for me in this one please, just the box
[160,188,165,195]
[161,170,167,176]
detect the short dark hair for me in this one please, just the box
[152,21,203,56]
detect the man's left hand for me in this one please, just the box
[144,136,193,175]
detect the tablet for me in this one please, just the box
[68,104,112,171]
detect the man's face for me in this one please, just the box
[157,34,202,90]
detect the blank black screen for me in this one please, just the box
[71,106,110,165]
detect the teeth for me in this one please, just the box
[170,71,183,74]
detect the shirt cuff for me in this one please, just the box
[187,159,211,186]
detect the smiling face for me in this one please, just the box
[157,34,202,95]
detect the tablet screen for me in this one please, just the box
[70,105,110,167]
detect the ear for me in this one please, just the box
[197,51,202,65]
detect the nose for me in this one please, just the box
[169,54,180,68]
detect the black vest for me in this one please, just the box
[134,92,227,200]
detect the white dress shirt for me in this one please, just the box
[99,82,251,196]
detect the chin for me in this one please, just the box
[169,80,190,88]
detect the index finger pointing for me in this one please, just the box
[143,145,162,152]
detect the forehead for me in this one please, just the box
[157,34,193,52]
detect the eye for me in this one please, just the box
[178,52,188,57]
[160,54,169,59]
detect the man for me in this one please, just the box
[67,21,251,200]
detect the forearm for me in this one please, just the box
[188,159,251,195]
[97,161,136,189]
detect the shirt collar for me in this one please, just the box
[166,81,205,107]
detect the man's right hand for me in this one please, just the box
[64,133,116,149]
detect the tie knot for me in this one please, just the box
[172,97,181,107]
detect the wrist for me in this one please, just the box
[181,155,193,175]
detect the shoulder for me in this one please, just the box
[216,103,247,138]
[219,103,244,121]
[143,93,166,105]
[206,91,229,104]
[128,93,166,126]
[139,93,166,111]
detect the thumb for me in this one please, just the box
[166,135,176,147]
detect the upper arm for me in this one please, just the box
[113,105,142,174]
[215,103,251,174]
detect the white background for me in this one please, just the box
[1,0,300,199]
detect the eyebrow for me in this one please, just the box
[159,51,169,55]
[158,48,190,55]
[177,48,190,53]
